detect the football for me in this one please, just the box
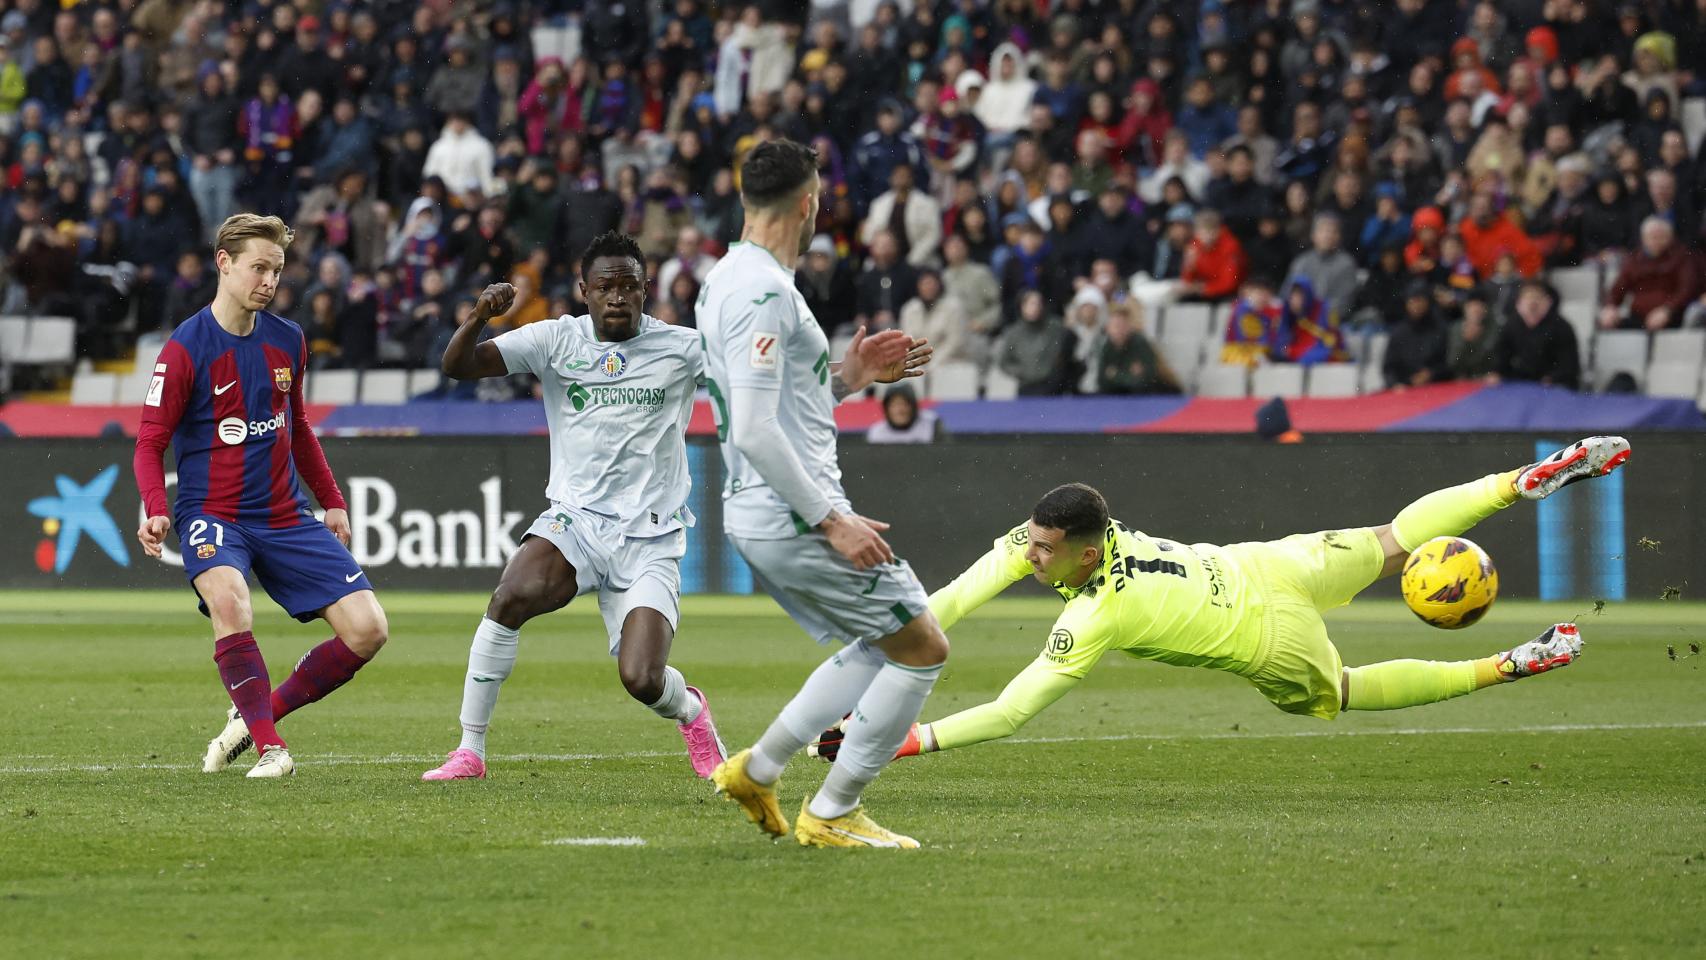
[1400,536,1499,629]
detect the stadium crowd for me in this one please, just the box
[1,0,1705,398]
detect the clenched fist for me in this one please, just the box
[476,283,517,320]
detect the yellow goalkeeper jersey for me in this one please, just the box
[931,520,1266,680]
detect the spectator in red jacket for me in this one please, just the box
[1458,192,1542,279]
[1180,208,1247,302]
[1599,218,1702,331]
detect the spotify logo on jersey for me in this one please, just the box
[216,412,286,444]
[217,417,249,445]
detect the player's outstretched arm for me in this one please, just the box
[812,658,1081,761]
[930,534,1033,632]
[830,326,930,402]
[440,283,516,380]
[922,661,1083,752]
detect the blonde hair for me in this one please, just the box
[215,214,294,261]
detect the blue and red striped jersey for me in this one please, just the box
[137,307,343,526]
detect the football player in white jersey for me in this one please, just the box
[421,232,728,782]
[701,139,949,848]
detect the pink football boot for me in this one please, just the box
[679,686,728,779]
[421,748,487,781]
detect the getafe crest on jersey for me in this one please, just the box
[598,350,628,378]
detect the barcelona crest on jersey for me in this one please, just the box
[274,366,292,392]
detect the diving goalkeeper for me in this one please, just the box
[813,437,1628,760]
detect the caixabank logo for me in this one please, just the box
[24,464,130,574]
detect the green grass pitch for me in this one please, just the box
[3,591,1703,958]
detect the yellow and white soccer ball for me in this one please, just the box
[1400,536,1499,629]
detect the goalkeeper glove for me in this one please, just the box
[807,718,928,762]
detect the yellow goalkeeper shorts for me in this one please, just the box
[1224,528,1386,720]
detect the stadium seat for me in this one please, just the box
[1646,362,1702,400]
[1592,330,1649,391]
[1683,96,1706,155]
[407,368,444,397]
[1250,364,1305,398]
[1652,329,1706,369]
[117,372,154,405]
[1361,333,1389,373]
[829,332,855,362]
[1557,301,1596,359]
[0,316,27,359]
[308,369,360,404]
[1195,364,1249,398]
[1160,302,1216,343]
[131,341,163,375]
[1157,336,1204,389]
[361,370,410,404]
[15,316,76,365]
[1358,362,1387,394]
[1549,265,1600,305]
[926,360,980,401]
[984,367,1019,400]
[1305,363,1359,398]
[70,371,118,405]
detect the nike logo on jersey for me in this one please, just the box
[213,381,238,395]
[344,571,362,582]
[751,293,778,305]
[229,676,259,691]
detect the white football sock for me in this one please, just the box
[748,640,887,784]
[646,665,701,723]
[456,617,520,759]
[809,659,942,820]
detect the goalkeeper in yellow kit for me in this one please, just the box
[812,436,1629,761]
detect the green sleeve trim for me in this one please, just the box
[889,602,916,626]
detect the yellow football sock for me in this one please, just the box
[1390,471,1522,552]
[1342,656,1506,711]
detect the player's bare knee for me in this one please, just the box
[883,618,949,668]
[347,613,388,658]
[206,592,252,634]
[486,583,536,628]
[618,661,665,704]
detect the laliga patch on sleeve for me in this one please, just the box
[749,331,781,371]
[144,375,165,407]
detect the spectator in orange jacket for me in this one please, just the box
[1458,193,1542,279]
[1180,208,1247,301]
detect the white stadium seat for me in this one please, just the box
[1557,301,1596,359]
[1361,333,1389,372]
[361,370,410,404]
[1157,336,1204,390]
[1195,364,1248,398]
[1652,329,1706,369]
[983,367,1019,400]
[0,316,28,359]
[1592,330,1649,391]
[70,371,118,405]
[308,369,360,404]
[1160,302,1216,343]
[1250,364,1305,398]
[1359,361,1387,394]
[1646,363,1702,400]
[407,368,443,397]
[925,360,980,400]
[1305,363,1359,398]
[15,316,76,365]
[1549,265,1600,306]
[117,372,155,405]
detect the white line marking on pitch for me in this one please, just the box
[3,721,1702,774]
[544,837,646,847]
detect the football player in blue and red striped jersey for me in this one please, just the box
[132,213,388,779]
